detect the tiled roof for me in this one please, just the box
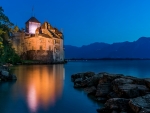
[25,17,40,24]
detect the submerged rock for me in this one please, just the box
[96,83,111,97]
[114,84,149,98]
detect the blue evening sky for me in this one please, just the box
[1,0,150,46]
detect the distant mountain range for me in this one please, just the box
[64,37,150,59]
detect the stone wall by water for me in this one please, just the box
[21,50,54,63]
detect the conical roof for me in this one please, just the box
[25,17,40,24]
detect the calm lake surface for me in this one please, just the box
[0,60,150,113]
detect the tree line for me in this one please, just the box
[0,6,21,64]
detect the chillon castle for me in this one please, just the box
[11,17,64,63]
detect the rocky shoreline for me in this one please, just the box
[71,72,150,113]
[0,66,17,81]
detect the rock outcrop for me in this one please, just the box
[129,94,150,113]
[71,72,150,113]
[0,66,17,81]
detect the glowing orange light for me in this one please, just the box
[25,65,64,111]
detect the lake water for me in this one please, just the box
[0,60,150,113]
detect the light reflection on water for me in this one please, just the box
[2,60,150,113]
[10,64,64,113]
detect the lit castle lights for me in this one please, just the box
[11,16,64,63]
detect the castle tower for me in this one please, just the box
[25,17,41,34]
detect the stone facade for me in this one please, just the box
[11,17,64,63]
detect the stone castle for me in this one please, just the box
[11,17,64,63]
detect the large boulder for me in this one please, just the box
[71,72,95,82]
[95,97,107,103]
[145,79,150,89]
[84,86,96,95]
[129,94,150,113]
[139,108,150,113]
[74,83,82,88]
[97,107,112,113]
[107,92,119,99]
[112,78,133,86]
[73,72,103,88]
[71,73,84,82]
[104,98,130,112]
[123,76,146,85]
[95,83,111,97]
[112,78,132,91]
[99,73,123,84]
[113,84,149,98]
[1,70,9,77]
[95,73,126,97]
[74,78,82,84]
[81,73,104,87]
[83,72,95,78]
[97,98,130,113]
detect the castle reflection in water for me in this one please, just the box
[13,64,65,113]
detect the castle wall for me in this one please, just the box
[11,20,64,63]
[53,38,64,61]
[25,50,53,63]
[23,36,53,51]
[11,32,25,55]
[22,36,64,62]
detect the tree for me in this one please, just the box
[12,26,19,33]
[0,7,13,27]
[0,6,21,64]
[0,37,3,55]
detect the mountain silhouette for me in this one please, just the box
[64,37,150,59]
